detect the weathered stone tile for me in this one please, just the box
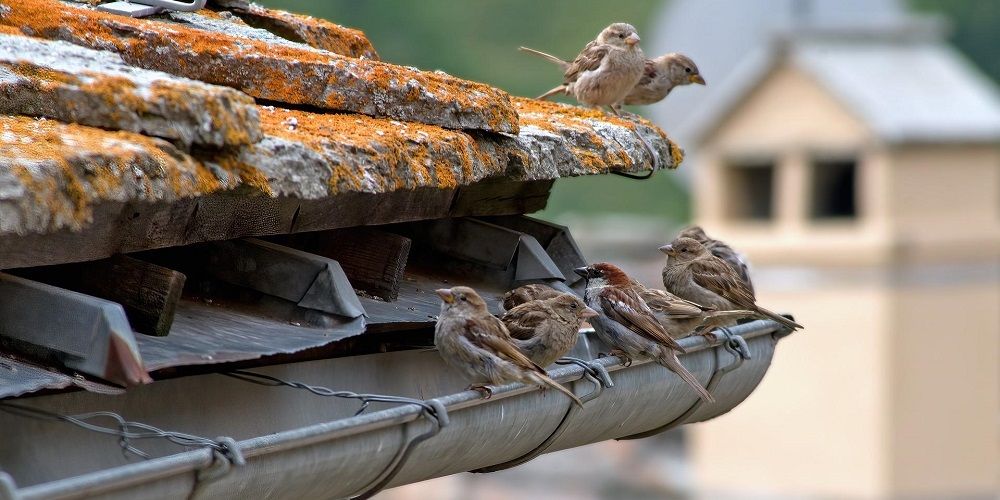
[0,0,518,133]
[0,34,261,148]
[207,0,378,59]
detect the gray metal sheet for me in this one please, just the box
[136,300,367,372]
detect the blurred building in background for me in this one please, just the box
[649,1,1000,498]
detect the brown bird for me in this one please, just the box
[502,292,597,367]
[678,226,754,297]
[499,283,563,312]
[661,238,803,331]
[520,22,645,114]
[623,53,705,106]
[434,286,582,407]
[575,263,715,402]
[628,279,756,340]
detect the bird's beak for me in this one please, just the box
[573,267,590,279]
[435,288,455,304]
[689,74,705,85]
[659,244,674,255]
[625,33,640,46]
[581,306,599,319]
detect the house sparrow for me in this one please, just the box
[434,286,583,407]
[623,53,705,106]
[574,263,714,402]
[678,226,754,297]
[499,283,563,312]
[628,279,756,340]
[502,292,597,367]
[520,22,645,115]
[661,238,803,331]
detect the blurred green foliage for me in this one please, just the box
[911,0,1000,83]
[256,0,688,221]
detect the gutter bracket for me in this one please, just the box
[471,360,608,473]
[617,327,747,441]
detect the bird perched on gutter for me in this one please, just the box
[502,292,597,367]
[434,286,583,407]
[622,53,705,107]
[575,263,715,402]
[628,279,756,340]
[520,22,645,115]
[677,226,754,297]
[499,283,563,312]
[661,237,803,332]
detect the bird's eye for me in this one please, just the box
[570,303,577,309]
[459,296,467,302]
[618,33,625,38]
[685,68,692,73]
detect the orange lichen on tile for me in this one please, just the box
[257,106,506,193]
[0,0,517,132]
[226,3,379,60]
[514,97,680,171]
[0,116,218,230]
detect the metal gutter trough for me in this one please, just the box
[0,320,791,500]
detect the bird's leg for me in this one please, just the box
[599,349,632,367]
[692,326,718,342]
[468,384,493,399]
[607,105,621,117]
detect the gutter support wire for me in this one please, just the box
[0,402,244,467]
[617,327,748,441]
[472,359,611,473]
[221,370,449,500]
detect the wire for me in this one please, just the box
[0,402,240,462]
[222,370,449,500]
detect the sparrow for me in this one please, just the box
[574,263,715,402]
[660,237,803,331]
[628,279,756,340]
[434,286,583,407]
[678,226,754,297]
[502,292,598,367]
[499,283,563,312]
[520,22,645,115]
[623,53,705,106]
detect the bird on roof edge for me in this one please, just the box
[520,22,645,116]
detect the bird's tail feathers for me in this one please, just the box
[755,306,803,331]
[530,372,583,408]
[518,46,570,70]
[657,352,715,403]
[536,85,566,101]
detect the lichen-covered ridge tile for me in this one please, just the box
[0,0,518,133]
[0,33,261,148]
[206,0,379,59]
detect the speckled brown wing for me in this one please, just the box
[636,59,657,87]
[464,316,547,374]
[501,304,551,340]
[563,41,609,84]
[599,286,685,352]
[688,256,757,310]
[639,287,710,319]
